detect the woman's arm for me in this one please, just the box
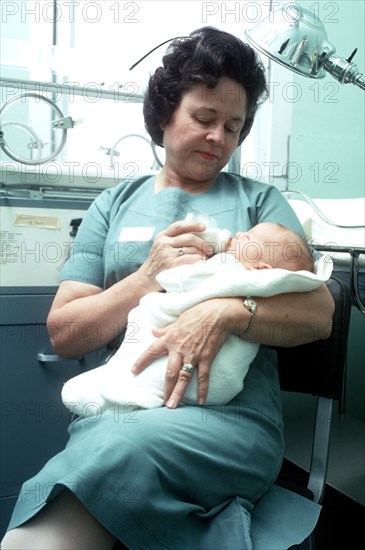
[228,283,334,347]
[132,283,334,407]
[47,270,153,358]
[47,220,209,358]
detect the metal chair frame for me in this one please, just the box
[274,276,352,548]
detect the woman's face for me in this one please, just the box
[161,77,247,187]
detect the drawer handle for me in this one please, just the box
[37,353,83,363]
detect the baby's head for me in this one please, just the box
[225,223,314,272]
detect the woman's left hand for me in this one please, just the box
[132,298,235,408]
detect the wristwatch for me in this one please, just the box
[243,297,257,334]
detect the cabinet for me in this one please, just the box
[0,292,106,537]
[0,194,108,536]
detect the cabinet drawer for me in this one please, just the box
[0,294,54,324]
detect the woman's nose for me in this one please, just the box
[206,124,225,145]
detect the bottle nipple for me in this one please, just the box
[185,210,231,253]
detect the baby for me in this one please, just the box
[62,222,332,417]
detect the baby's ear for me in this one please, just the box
[254,261,273,270]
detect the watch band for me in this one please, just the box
[242,297,257,335]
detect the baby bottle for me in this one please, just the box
[185,210,232,253]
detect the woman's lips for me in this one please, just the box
[198,151,218,161]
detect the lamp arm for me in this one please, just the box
[323,54,365,90]
[315,41,365,90]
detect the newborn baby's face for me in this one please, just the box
[225,223,280,270]
[225,223,312,272]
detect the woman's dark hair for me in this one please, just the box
[143,27,268,147]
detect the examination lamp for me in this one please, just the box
[244,3,365,90]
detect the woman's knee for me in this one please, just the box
[1,489,116,549]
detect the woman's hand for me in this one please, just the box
[132,298,236,408]
[48,220,213,359]
[137,220,213,290]
[131,283,335,409]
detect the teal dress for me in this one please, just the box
[7,174,320,549]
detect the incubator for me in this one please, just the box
[0,38,164,289]
[284,191,365,312]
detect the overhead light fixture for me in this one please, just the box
[245,3,365,90]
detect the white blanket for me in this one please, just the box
[61,254,333,417]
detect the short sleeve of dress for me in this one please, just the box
[242,178,304,234]
[60,188,114,287]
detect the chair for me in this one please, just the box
[273,276,352,549]
[113,277,352,550]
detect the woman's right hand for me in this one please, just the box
[47,220,211,358]
[137,219,212,290]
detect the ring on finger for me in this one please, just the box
[180,363,194,373]
[178,247,184,256]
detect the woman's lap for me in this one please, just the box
[7,350,284,548]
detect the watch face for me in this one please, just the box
[245,298,257,313]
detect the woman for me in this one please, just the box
[2,27,334,549]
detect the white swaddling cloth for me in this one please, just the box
[61,254,333,417]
